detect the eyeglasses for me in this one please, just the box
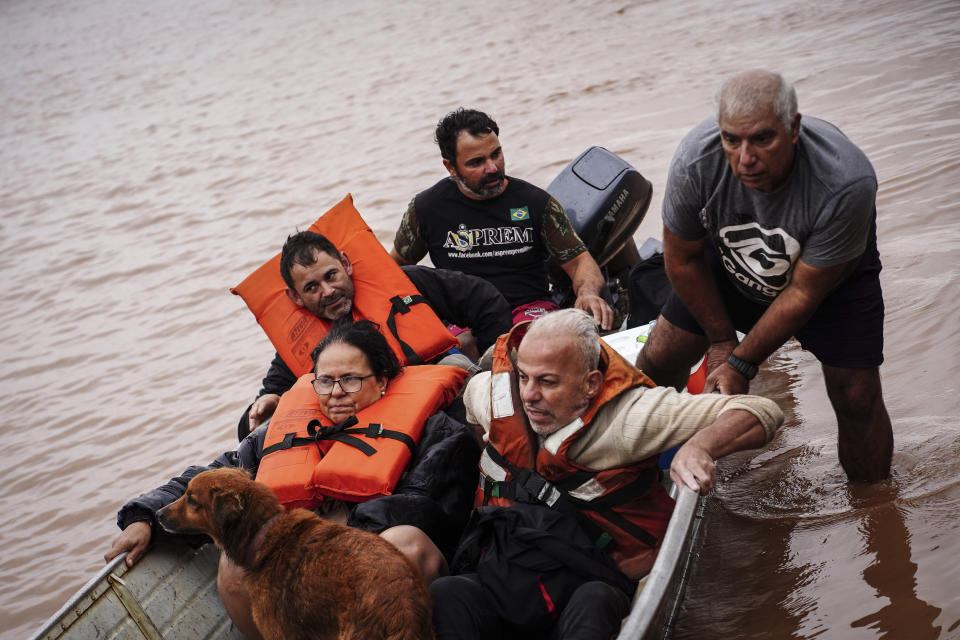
[311,374,376,395]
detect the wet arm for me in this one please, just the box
[663,226,736,346]
[710,257,856,392]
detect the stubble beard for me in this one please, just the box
[455,173,505,199]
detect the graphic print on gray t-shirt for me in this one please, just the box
[716,221,801,300]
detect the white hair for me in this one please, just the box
[524,308,600,373]
[715,70,798,130]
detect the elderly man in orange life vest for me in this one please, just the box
[390,107,615,331]
[239,230,512,439]
[429,308,784,639]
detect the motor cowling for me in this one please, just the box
[545,147,653,323]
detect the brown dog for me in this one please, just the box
[157,467,433,640]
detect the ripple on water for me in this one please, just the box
[717,416,960,523]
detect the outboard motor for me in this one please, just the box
[546,146,653,329]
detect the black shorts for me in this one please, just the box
[661,235,885,369]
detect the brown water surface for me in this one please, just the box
[1,0,958,638]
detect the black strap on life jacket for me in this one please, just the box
[481,444,660,549]
[260,416,416,458]
[260,432,319,458]
[386,294,431,365]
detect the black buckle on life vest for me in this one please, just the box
[387,294,430,365]
[364,423,416,452]
[390,295,417,314]
[483,467,563,510]
[515,469,562,507]
[308,416,357,438]
[305,416,417,457]
[308,416,377,456]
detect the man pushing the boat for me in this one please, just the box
[389,107,615,331]
[430,308,784,639]
[635,69,893,482]
[238,223,513,439]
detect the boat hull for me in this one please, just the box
[30,541,242,640]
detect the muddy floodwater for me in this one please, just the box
[1,0,958,637]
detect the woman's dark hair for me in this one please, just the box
[310,320,402,380]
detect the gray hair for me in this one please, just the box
[525,308,601,373]
[715,70,798,130]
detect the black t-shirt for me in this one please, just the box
[414,177,553,306]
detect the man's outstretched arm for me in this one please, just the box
[670,408,769,493]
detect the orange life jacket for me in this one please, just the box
[477,322,674,578]
[231,194,459,376]
[255,365,467,509]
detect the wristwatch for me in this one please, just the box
[726,354,759,380]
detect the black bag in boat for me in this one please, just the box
[450,503,632,631]
[626,238,672,328]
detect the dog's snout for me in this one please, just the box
[156,500,191,535]
[156,504,175,533]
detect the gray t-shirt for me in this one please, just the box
[663,116,877,304]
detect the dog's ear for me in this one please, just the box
[211,487,244,531]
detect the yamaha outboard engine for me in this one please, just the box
[546,146,653,329]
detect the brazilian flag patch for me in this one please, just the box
[510,207,530,221]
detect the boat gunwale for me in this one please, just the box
[28,553,132,640]
[616,483,705,639]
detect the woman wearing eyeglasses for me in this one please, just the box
[310,321,404,425]
[106,320,481,640]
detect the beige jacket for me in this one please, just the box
[463,371,783,469]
